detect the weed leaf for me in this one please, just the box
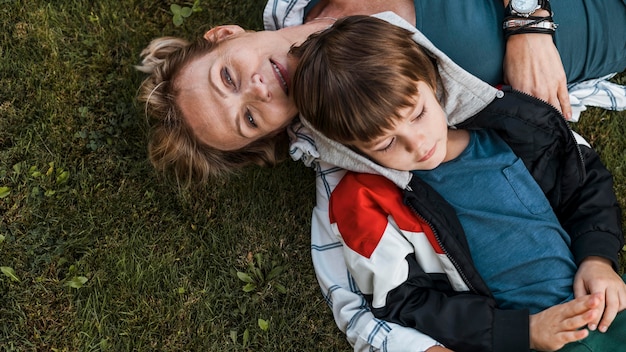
[1,266,20,282]
[170,4,182,13]
[274,283,287,294]
[181,7,193,18]
[242,329,249,347]
[56,171,70,184]
[242,283,256,292]
[266,266,283,281]
[258,318,269,331]
[173,14,183,26]
[0,186,10,198]
[65,276,88,289]
[236,271,254,283]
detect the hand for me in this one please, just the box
[503,33,572,120]
[425,346,454,352]
[574,256,626,332]
[530,293,601,351]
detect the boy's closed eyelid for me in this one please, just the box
[408,104,426,122]
[372,137,395,152]
[380,139,395,152]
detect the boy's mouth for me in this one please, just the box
[418,145,436,163]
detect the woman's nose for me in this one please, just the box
[246,73,270,102]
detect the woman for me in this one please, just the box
[137,0,626,183]
[136,1,625,350]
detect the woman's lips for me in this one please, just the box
[270,59,289,95]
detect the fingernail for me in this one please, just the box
[589,324,597,331]
[599,325,607,333]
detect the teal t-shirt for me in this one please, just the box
[413,130,576,313]
[305,0,626,85]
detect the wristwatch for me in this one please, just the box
[506,0,551,17]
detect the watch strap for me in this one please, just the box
[503,18,558,31]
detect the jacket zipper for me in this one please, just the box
[404,195,479,294]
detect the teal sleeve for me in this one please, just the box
[413,0,626,85]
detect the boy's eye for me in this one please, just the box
[246,110,257,128]
[413,108,426,122]
[380,137,395,152]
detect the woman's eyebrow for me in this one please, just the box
[209,69,227,99]
[235,113,249,139]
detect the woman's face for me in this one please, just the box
[176,26,300,151]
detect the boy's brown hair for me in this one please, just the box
[291,15,439,144]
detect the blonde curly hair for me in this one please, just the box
[136,36,289,186]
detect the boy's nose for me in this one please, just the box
[405,137,422,153]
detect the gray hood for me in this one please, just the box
[298,11,500,189]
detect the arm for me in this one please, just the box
[311,162,444,351]
[501,1,572,119]
[558,135,626,333]
[560,139,623,269]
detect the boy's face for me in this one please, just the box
[352,81,449,171]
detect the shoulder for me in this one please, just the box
[263,0,309,30]
[330,172,402,223]
[330,172,428,256]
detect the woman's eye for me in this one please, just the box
[222,68,234,87]
[246,110,257,128]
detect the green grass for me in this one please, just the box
[0,1,624,351]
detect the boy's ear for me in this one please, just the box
[203,25,245,43]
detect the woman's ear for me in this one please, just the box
[203,25,245,42]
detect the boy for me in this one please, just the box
[291,15,626,351]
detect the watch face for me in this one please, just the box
[512,0,538,14]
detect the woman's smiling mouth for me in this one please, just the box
[270,59,289,95]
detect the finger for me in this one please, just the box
[619,287,626,311]
[557,82,572,120]
[585,293,605,331]
[562,303,600,330]
[573,277,587,299]
[556,328,590,347]
[548,95,562,114]
[598,290,619,332]
[558,294,600,325]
